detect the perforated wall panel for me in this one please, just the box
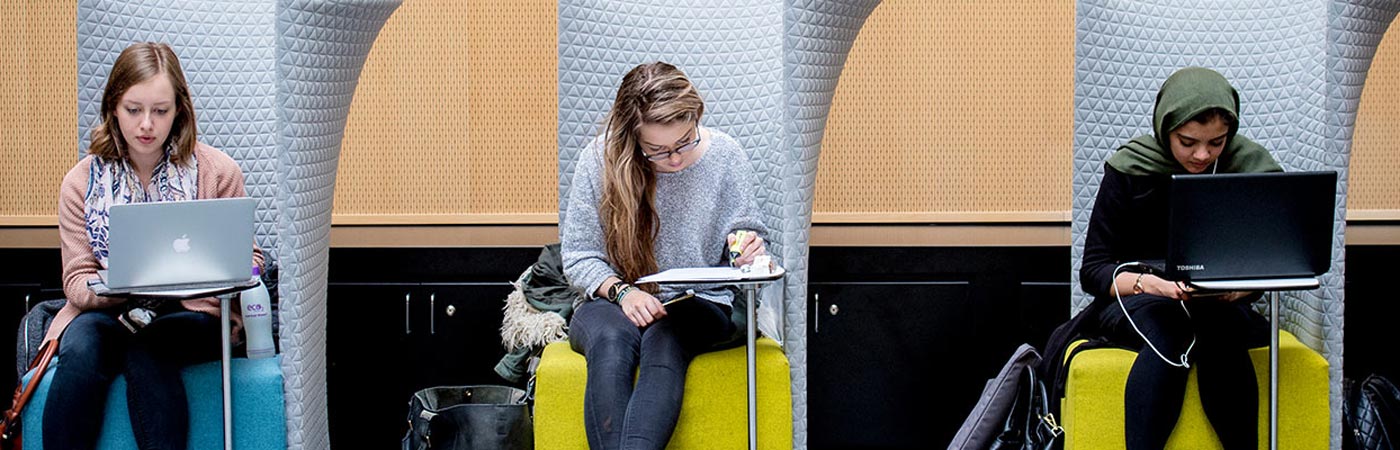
[817,1,1072,218]
[1350,33,1400,215]
[0,3,74,222]
[336,0,558,220]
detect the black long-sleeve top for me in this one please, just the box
[1080,162,1173,301]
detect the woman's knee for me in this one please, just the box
[1130,301,1194,348]
[582,322,641,364]
[59,311,126,362]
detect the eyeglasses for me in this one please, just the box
[641,125,701,161]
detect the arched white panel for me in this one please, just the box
[1072,1,1399,445]
[77,1,401,448]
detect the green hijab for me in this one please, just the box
[1106,67,1282,176]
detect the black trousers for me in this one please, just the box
[1097,295,1264,450]
[44,307,222,450]
[568,298,736,450]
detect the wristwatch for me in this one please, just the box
[1132,273,1145,295]
[605,281,628,303]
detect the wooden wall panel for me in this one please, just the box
[813,1,1075,223]
[1350,32,1400,220]
[0,2,77,226]
[4,1,1398,227]
[334,0,559,224]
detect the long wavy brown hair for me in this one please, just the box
[600,62,705,289]
[88,42,198,165]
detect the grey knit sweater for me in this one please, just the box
[561,128,767,307]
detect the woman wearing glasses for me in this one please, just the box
[561,61,768,450]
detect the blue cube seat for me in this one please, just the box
[20,356,285,450]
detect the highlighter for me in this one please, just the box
[728,230,749,265]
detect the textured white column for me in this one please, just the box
[273,1,401,449]
[780,2,882,448]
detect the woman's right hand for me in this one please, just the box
[1139,274,1187,300]
[619,289,667,327]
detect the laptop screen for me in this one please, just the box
[104,197,256,290]
[1165,171,1335,281]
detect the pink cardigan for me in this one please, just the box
[50,143,265,343]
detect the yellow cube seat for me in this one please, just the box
[534,337,792,450]
[1061,330,1329,450]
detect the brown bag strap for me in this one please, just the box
[0,338,60,440]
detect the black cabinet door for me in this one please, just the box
[418,283,513,388]
[327,282,515,449]
[327,283,421,450]
[807,282,974,449]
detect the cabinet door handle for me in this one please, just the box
[813,293,819,334]
[429,293,436,335]
[404,293,412,334]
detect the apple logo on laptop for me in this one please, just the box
[172,234,192,253]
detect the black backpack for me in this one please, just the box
[950,344,1063,450]
[1346,374,1400,450]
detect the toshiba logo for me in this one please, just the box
[1176,264,1205,271]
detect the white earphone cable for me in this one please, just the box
[1112,261,1196,368]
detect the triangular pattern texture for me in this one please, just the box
[77,0,280,258]
[77,2,401,450]
[273,2,400,449]
[780,2,881,448]
[1072,1,1399,447]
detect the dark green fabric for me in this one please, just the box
[523,243,581,317]
[496,243,582,384]
[1107,67,1282,176]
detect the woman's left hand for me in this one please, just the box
[1219,291,1256,303]
[729,232,767,267]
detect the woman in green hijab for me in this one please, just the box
[1080,67,1281,450]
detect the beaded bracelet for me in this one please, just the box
[612,285,634,304]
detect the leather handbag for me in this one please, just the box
[402,385,533,450]
[1346,374,1400,450]
[989,363,1062,450]
[0,338,60,450]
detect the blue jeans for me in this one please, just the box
[44,307,221,450]
[569,297,737,450]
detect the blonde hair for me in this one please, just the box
[88,42,198,164]
[600,62,706,289]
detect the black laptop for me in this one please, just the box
[1144,171,1336,291]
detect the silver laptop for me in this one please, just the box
[98,198,257,294]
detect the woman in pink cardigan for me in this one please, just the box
[45,42,263,450]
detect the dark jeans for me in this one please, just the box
[44,307,222,450]
[569,297,737,450]
[1098,295,1262,450]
